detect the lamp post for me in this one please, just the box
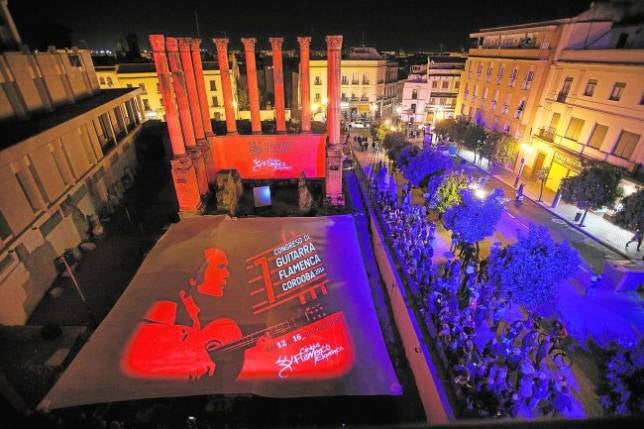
[514,142,533,188]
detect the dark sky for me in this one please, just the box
[10,0,592,52]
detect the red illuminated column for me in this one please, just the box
[189,38,217,186]
[167,37,208,198]
[241,37,261,134]
[269,37,286,133]
[213,38,237,134]
[189,38,214,137]
[149,34,202,214]
[325,35,344,206]
[178,38,205,141]
[297,36,311,132]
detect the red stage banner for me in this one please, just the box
[210,134,326,179]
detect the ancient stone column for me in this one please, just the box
[167,37,208,198]
[189,38,214,137]
[149,34,201,214]
[269,37,286,133]
[178,38,205,141]
[241,37,261,133]
[297,37,311,132]
[213,38,237,134]
[189,38,217,186]
[325,35,344,206]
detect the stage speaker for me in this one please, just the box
[253,186,272,207]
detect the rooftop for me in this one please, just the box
[0,88,138,151]
[96,61,220,74]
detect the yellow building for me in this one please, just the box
[309,47,400,122]
[528,3,644,192]
[455,22,562,144]
[0,40,144,323]
[96,61,230,122]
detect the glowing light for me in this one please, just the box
[520,143,534,154]
[310,103,319,112]
[395,106,402,115]
[474,188,488,199]
[322,97,328,106]
[370,103,378,112]
[232,100,238,109]
[340,101,349,109]
[389,125,397,131]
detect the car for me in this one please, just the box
[350,121,370,129]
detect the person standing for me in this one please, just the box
[625,229,642,252]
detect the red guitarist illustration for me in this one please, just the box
[122,247,258,383]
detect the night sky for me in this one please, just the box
[10,0,592,52]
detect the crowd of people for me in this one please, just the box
[369,166,578,419]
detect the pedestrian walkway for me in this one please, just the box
[457,149,640,261]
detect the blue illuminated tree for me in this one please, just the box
[398,146,454,191]
[443,188,504,244]
[488,224,580,311]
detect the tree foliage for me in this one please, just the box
[383,132,409,162]
[430,172,469,214]
[462,123,487,154]
[443,188,504,244]
[398,146,454,189]
[559,163,624,210]
[614,189,644,232]
[488,225,580,311]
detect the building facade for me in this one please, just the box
[528,5,644,192]
[308,47,400,122]
[0,24,144,324]
[96,62,230,122]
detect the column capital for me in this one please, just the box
[213,38,229,51]
[189,38,201,52]
[241,37,256,50]
[297,36,311,48]
[178,37,192,52]
[166,37,179,52]
[149,34,166,52]
[325,35,343,51]
[269,37,284,49]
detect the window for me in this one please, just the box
[99,76,105,85]
[410,103,416,113]
[455,80,460,89]
[486,64,493,82]
[460,104,465,115]
[126,84,133,88]
[432,80,438,88]
[39,211,62,237]
[496,64,505,84]
[508,67,518,87]
[106,77,113,87]
[156,83,160,94]
[314,76,322,85]
[476,62,482,78]
[586,124,608,149]
[609,82,625,101]
[612,130,640,159]
[212,96,219,107]
[139,83,147,94]
[314,93,321,102]
[439,98,446,105]
[342,75,348,85]
[69,54,82,67]
[640,93,644,105]
[442,80,449,89]
[142,99,150,110]
[514,100,526,119]
[429,97,436,105]
[521,70,534,90]
[558,77,573,101]
[584,79,597,97]
[482,87,489,100]
[503,123,511,133]
[564,117,585,141]
[210,80,217,91]
[411,89,418,99]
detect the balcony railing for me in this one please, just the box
[556,92,568,103]
[351,80,359,85]
[537,127,555,142]
[362,80,370,85]
[360,96,369,101]
[314,80,322,85]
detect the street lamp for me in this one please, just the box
[514,142,534,188]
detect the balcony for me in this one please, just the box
[314,80,322,86]
[556,92,568,103]
[360,96,369,101]
[537,127,555,142]
[351,80,359,85]
[341,79,349,85]
[468,47,550,60]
